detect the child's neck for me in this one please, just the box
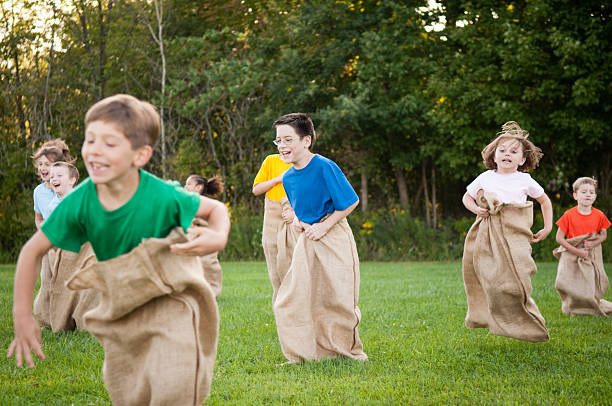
[96,170,141,211]
[494,168,517,175]
[293,151,315,170]
[577,204,592,215]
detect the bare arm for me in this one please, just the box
[8,230,53,368]
[34,212,43,229]
[584,228,607,249]
[462,191,489,218]
[170,195,231,256]
[305,200,359,241]
[555,228,589,259]
[532,193,553,243]
[252,172,285,196]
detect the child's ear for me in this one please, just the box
[133,145,153,168]
[572,192,578,201]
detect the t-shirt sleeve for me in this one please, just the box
[33,189,41,214]
[598,211,611,231]
[168,181,202,232]
[41,192,87,253]
[526,176,545,199]
[253,156,270,187]
[323,160,358,211]
[466,173,484,198]
[555,210,570,235]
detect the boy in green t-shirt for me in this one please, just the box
[8,94,230,369]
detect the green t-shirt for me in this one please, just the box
[42,169,200,261]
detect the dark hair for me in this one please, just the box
[273,113,316,150]
[85,94,160,148]
[32,138,75,163]
[481,121,543,172]
[52,161,80,183]
[188,175,224,198]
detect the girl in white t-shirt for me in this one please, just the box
[462,121,553,242]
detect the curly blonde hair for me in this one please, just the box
[481,121,543,172]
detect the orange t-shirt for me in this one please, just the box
[555,206,611,238]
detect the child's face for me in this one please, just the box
[82,120,145,186]
[50,166,76,197]
[494,139,525,174]
[573,183,596,208]
[36,155,54,183]
[275,125,310,165]
[184,177,202,194]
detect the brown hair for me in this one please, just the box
[481,121,543,172]
[32,138,75,163]
[273,113,316,150]
[52,161,80,183]
[85,94,160,148]
[187,174,224,198]
[572,177,597,193]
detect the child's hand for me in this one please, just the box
[171,226,226,256]
[7,315,45,368]
[305,222,331,241]
[531,228,552,243]
[475,207,489,218]
[573,247,590,259]
[583,239,599,249]
[281,208,295,224]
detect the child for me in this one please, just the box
[185,174,225,299]
[34,161,99,332]
[32,139,74,228]
[252,153,296,303]
[271,112,367,363]
[48,162,79,212]
[8,94,230,405]
[461,121,552,342]
[553,177,611,315]
[31,141,75,327]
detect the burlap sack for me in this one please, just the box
[273,218,368,362]
[200,252,223,299]
[462,190,549,342]
[66,228,219,406]
[553,234,612,316]
[262,198,283,302]
[33,248,57,328]
[193,218,223,299]
[273,198,299,303]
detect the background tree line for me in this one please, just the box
[1,0,610,261]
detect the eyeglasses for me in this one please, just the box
[273,138,296,146]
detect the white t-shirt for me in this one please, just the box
[466,170,544,204]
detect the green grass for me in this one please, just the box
[1,262,611,405]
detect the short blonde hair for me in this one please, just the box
[52,161,79,183]
[572,177,597,193]
[85,94,160,148]
[481,121,543,172]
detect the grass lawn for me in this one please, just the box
[1,261,611,405]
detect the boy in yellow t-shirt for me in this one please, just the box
[253,154,293,302]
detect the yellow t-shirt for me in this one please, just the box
[253,154,292,202]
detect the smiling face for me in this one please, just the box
[81,120,151,187]
[50,165,77,197]
[493,138,526,174]
[573,183,597,209]
[275,125,312,168]
[36,155,54,183]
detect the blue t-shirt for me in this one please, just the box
[42,169,201,261]
[282,154,358,224]
[33,183,57,220]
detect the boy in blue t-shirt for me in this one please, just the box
[271,113,367,363]
[9,94,230,372]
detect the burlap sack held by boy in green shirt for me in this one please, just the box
[8,94,230,406]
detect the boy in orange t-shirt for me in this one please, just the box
[555,177,610,259]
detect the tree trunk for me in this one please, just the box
[396,168,409,209]
[422,162,431,226]
[431,164,437,229]
[360,171,368,213]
